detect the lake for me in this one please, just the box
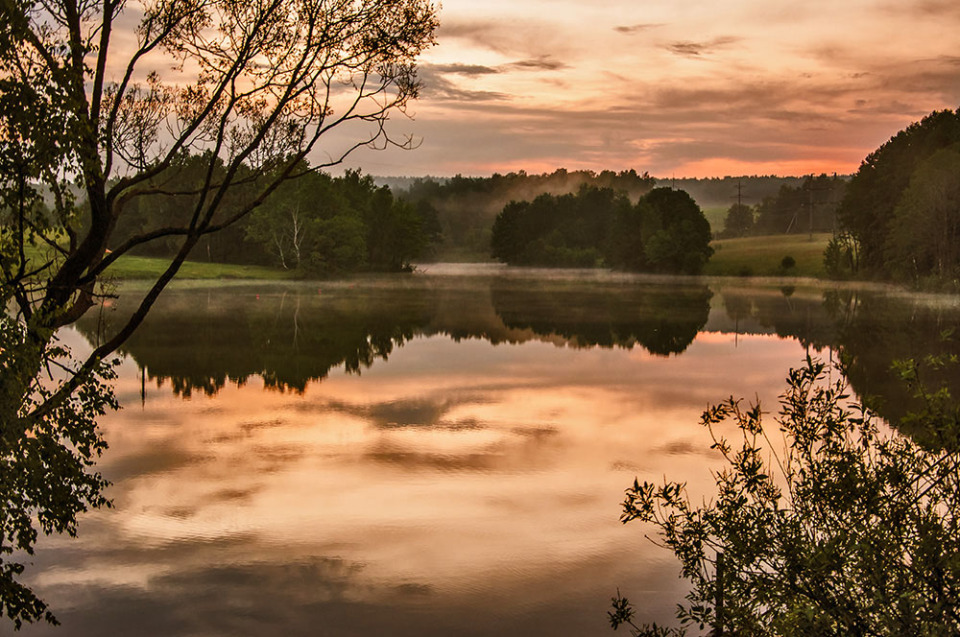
[20,264,960,636]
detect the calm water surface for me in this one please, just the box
[21,264,960,636]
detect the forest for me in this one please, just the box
[387,171,837,259]
[100,157,442,275]
[830,108,960,283]
[490,186,713,274]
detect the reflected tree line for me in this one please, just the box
[76,281,960,447]
[721,286,960,448]
[76,280,717,396]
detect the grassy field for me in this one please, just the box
[702,206,728,234]
[104,255,291,280]
[22,243,291,281]
[704,233,831,278]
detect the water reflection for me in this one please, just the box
[491,281,712,355]
[76,276,716,396]
[25,270,960,636]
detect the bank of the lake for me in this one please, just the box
[101,233,832,282]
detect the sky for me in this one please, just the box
[338,0,960,178]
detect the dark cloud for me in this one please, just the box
[848,99,923,116]
[418,71,510,103]
[614,23,665,35]
[665,36,740,57]
[104,445,210,482]
[428,63,500,76]
[881,0,960,17]
[383,73,884,173]
[423,58,566,83]
[436,17,570,59]
[437,19,528,55]
[505,57,569,71]
[657,439,720,457]
[807,48,960,104]
[437,19,501,41]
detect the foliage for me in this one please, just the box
[720,203,754,238]
[490,186,627,268]
[654,176,809,211]
[640,189,713,274]
[393,174,836,261]
[398,168,656,259]
[837,109,960,276]
[886,147,960,282]
[242,168,439,274]
[0,0,437,627]
[614,358,960,635]
[823,232,859,279]
[753,174,846,236]
[0,317,117,628]
[490,186,712,274]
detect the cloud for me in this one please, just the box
[418,71,510,103]
[880,0,960,18]
[665,36,740,57]
[436,16,574,59]
[505,57,569,71]
[417,55,567,104]
[428,63,501,76]
[614,23,665,35]
[437,19,535,55]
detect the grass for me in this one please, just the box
[21,243,292,281]
[704,233,831,278]
[702,206,728,234]
[104,255,292,280]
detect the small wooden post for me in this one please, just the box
[715,551,725,636]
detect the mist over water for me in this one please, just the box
[21,266,960,636]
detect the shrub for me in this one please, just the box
[612,358,960,635]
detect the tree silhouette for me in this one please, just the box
[0,0,437,626]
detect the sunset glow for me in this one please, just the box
[335,0,960,177]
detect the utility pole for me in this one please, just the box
[805,177,834,240]
[728,179,748,237]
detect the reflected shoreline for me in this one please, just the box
[27,267,960,636]
[76,269,960,446]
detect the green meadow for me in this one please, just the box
[704,233,831,278]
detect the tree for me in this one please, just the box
[489,186,712,274]
[720,202,754,238]
[612,358,960,635]
[640,188,713,275]
[886,147,960,282]
[243,167,329,270]
[838,109,960,275]
[0,0,437,627]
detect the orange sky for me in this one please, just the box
[335,0,960,178]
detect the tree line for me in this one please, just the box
[104,155,441,275]
[490,186,713,274]
[389,171,834,258]
[829,108,960,283]
[391,168,657,258]
[719,174,848,238]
